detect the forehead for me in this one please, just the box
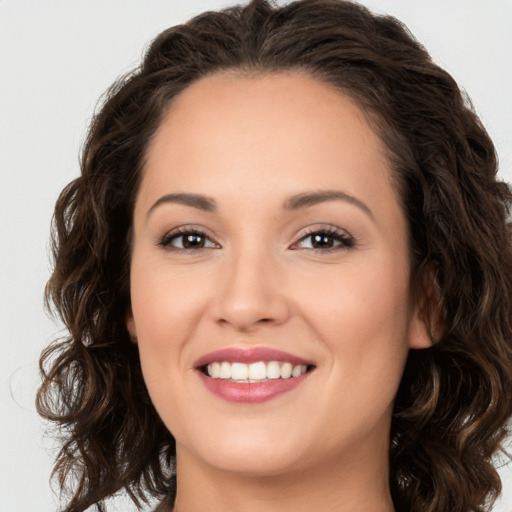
[151,71,380,161]
[139,71,400,222]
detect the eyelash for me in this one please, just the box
[293,226,355,252]
[157,226,355,253]
[157,226,216,252]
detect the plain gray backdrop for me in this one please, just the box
[1,1,511,511]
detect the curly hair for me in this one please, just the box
[37,1,512,511]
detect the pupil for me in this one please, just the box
[313,234,333,248]
[184,234,204,248]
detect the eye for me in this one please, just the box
[158,228,219,251]
[292,227,355,252]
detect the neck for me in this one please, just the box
[172,436,395,512]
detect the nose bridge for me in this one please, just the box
[214,237,290,331]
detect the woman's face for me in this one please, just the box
[127,72,430,477]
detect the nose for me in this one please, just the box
[212,247,291,333]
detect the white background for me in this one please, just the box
[1,1,511,511]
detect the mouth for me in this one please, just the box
[198,360,314,383]
[194,347,316,403]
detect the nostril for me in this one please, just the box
[216,316,280,331]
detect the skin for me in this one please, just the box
[127,71,432,512]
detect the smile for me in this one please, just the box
[194,348,316,403]
[204,361,310,382]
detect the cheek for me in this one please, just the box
[130,257,207,343]
[129,263,205,433]
[296,257,412,395]
[297,254,410,332]
[128,256,209,402]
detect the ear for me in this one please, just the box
[126,309,138,343]
[409,267,444,349]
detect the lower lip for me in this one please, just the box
[197,371,312,403]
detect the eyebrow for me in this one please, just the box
[146,189,373,220]
[283,190,374,220]
[147,193,217,218]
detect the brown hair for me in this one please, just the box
[37,1,512,511]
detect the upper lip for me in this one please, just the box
[194,347,315,368]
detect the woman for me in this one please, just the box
[37,1,512,511]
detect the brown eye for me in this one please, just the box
[310,233,337,248]
[180,233,206,248]
[158,230,218,250]
[294,228,355,251]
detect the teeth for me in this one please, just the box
[219,362,231,379]
[292,364,304,378]
[267,361,281,379]
[231,362,248,380]
[205,361,309,381]
[248,361,267,380]
[280,362,292,379]
[210,362,220,378]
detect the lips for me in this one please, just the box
[194,347,315,404]
[194,347,314,367]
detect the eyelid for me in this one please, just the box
[290,225,355,251]
[157,225,221,251]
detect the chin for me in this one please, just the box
[206,449,303,477]
[181,426,312,477]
